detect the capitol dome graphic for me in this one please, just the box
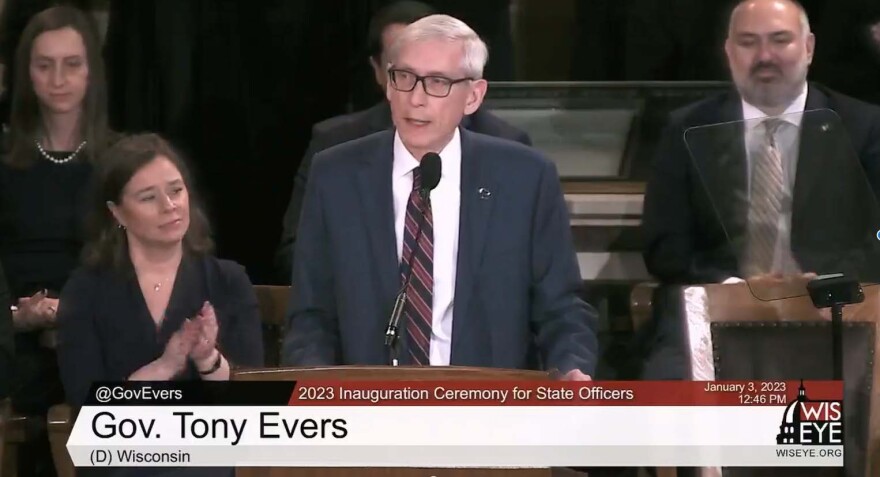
[775,380,843,446]
[777,381,809,444]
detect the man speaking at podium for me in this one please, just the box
[282,15,597,380]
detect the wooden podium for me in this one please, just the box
[679,282,880,477]
[232,365,586,477]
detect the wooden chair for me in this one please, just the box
[629,282,677,477]
[47,404,74,477]
[0,398,8,476]
[0,404,44,477]
[253,285,290,367]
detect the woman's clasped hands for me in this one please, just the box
[159,301,221,377]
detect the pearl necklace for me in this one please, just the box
[35,140,87,164]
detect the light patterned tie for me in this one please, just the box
[743,119,785,277]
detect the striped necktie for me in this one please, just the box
[743,119,785,277]
[400,168,433,365]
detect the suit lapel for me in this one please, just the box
[451,130,495,363]
[689,93,749,250]
[792,85,832,219]
[356,131,399,306]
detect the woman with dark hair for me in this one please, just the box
[0,6,114,474]
[56,133,262,423]
[0,0,98,124]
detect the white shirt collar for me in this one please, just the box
[392,127,462,181]
[741,82,809,129]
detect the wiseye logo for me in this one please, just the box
[776,381,843,446]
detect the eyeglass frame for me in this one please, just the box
[387,68,475,98]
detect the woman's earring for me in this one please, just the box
[117,223,126,230]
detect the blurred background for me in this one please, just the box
[0,0,878,379]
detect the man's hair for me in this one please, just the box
[367,1,436,61]
[387,14,489,79]
[728,0,812,38]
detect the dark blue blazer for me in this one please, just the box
[282,128,598,375]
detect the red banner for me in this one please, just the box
[286,380,842,406]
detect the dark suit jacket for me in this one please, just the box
[642,83,880,285]
[56,254,264,408]
[0,261,11,399]
[282,128,597,375]
[274,102,532,282]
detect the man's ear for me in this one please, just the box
[369,56,384,87]
[805,32,816,65]
[464,79,488,116]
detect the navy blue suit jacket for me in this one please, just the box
[282,128,598,375]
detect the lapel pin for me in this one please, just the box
[820,123,831,132]
[478,187,491,199]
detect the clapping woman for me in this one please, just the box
[56,133,263,476]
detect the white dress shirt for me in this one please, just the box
[724,83,808,283]
[392,128,461,365]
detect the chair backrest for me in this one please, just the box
[253,285,290,367]
[0,398,9,472]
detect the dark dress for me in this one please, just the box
[0,152,92,413]
[56,253,264,477]
[0,151,92,477]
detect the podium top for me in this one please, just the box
[232,365,552,382]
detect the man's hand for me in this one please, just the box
[742,272,818,297]
[743,272,786,283]
[560,369,592,381]
[13,290,58,330]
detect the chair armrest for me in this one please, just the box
[48,404,75,477]
[0,397,9,468]
[630,282,658,331]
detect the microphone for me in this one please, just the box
[419,152,442,201]
[384,152,442,364]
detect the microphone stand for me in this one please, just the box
[831,303,843,382]
[385,189,432,366]
[805,274,865,477]
[806,275,863,382]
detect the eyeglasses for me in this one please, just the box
[388,68,473,98]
